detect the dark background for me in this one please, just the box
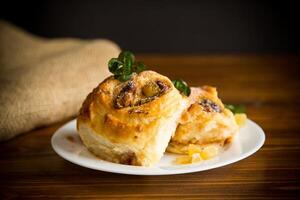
[1,0,299,53]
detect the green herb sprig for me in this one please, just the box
[172,79,191,96]
[108,51,147,81]
[224,104,246,114]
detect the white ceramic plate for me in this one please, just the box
[51,119,265,175]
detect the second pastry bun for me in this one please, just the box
[167,86,238,154]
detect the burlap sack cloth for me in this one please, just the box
[0,20,120,141]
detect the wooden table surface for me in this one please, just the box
[1,54,300,199]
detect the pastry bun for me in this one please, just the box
[167,86,238,154]
[77,70,189,166]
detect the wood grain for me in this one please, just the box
[1,54,300,199]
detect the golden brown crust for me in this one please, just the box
[167,86,238,154]
[77,70,189,166]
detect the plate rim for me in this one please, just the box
[51,119,265,175]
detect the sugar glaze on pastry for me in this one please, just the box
[77,70,189,166]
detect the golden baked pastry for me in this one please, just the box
[167,86,238,154]
[77,70,189,166]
